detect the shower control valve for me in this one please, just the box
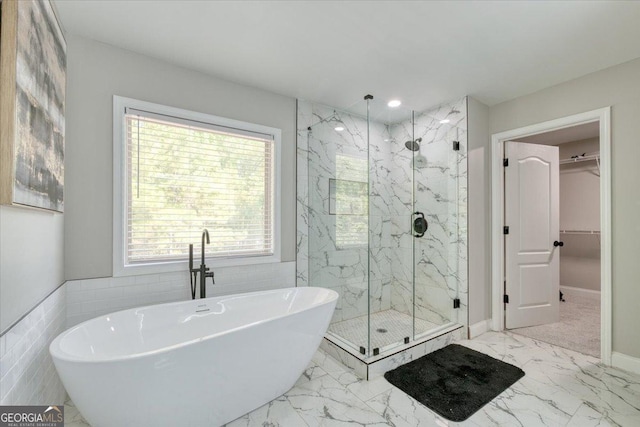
[413,211,428,238]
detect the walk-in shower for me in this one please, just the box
[296,95,468,359]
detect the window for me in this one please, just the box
[334,154,368,248]
[113,96,280,275]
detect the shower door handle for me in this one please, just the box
[413,211,428,238]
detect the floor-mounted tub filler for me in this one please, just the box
[50,287,338,427]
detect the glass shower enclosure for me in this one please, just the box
[297,95,467,358]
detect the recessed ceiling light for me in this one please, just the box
[335,126,344,132]
[387,100,401,108]
[439,119,450,124]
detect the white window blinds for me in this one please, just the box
[124,108,275,265]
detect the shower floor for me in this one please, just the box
[328,309,441,351]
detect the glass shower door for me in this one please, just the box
[306,99,371,355]
[368,98,415,355]
[411,103,465,338]
[300,96,467,359]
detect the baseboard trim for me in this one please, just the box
[560,285,601,301]
[611,352,640,376]
[469,319,491,339]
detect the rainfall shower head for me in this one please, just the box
[404,137,422,151]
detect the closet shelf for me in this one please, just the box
[559,230,600,235]
[560,153,600,176]
[559,154,599,165]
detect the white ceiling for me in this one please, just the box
[54,1,640,113]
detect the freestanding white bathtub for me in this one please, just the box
[50,287,338,427]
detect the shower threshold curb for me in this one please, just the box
[320,323,464,380]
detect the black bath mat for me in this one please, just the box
[383,344,524,422]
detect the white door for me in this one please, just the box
[505,141,560,329]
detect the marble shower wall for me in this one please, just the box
[296,97,468,337]
[387,98,468,330]
[297,100,391,326]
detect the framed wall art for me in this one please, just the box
[0,0,66,212]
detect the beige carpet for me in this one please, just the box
[511,293,600,357]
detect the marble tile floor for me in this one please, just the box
[329,309,442,352]
[64,331,640,426]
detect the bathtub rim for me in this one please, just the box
[50,286,338,364]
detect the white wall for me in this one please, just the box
[560,171,600,230]
[64,35,297,280]
[0,284,66,405]
[488,57,640,359]
[0,206,64,332]
[467,97,491,327]
[0,207,63,407]
[558,138,601,231]
[66,262,296,328]
[558,138,601,292]
[560,254,600,292]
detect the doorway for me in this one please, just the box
[506,126,601,357]
[490,108,611,363]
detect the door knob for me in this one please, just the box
[554,240,564,247]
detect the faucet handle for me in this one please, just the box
[205,271,215,284]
